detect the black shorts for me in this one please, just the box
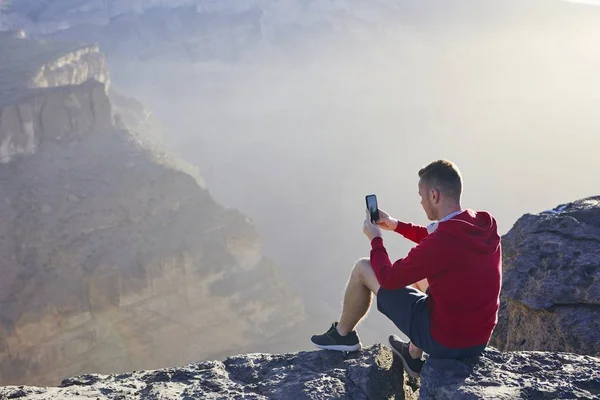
[377,286,487,359]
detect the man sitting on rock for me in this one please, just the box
[311,159,502,378]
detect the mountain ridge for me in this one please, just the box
[0,33,306,386]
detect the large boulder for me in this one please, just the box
[420,347,600,400]
[1,345,599,399]
[491,196,600,356]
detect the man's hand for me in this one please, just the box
[363,209,383,241]
[376,209,399,231]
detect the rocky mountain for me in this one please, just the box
[0,0,405,63]
[0,344,598,399]
[491,196,600,356]
[0,33,305,386]
[2,0,594,65]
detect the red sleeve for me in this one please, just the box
[369,234,455,290]
[394,221,429,243]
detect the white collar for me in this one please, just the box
[427,209,465,234]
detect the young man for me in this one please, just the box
[310,160,502,378]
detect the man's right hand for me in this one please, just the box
[377,209,399,231]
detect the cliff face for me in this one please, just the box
[491,196,600,356]
[0,34,109,99]
[0,35,110,163]
[0,35,305,386]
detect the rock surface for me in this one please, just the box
[0,35,305,386]
[0,345,598,400]
[491,196,600,356]
[421,347,600,400]
[0,35,109,103]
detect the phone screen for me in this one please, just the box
[366,194,378,222]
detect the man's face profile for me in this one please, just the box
[418,179,435,221]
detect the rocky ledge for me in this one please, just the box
[1,344,598,400]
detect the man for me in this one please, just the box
[310,160,502,378]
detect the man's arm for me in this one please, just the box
[369,233,454,290]
[394,221,429,244]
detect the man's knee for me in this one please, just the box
[352,258,371,278]
[352,258,380,294]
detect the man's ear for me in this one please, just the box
[430,188,440,204]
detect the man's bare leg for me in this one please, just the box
[336,258,381,336]
[335,258,425,359]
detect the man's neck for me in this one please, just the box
[436,204,463,221]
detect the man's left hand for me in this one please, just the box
[363,209,383,241]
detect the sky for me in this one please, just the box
[563,0,600,5]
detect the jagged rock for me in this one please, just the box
[491,196,600,356]
[420,347,600,399]
[0,345,418,400]
[0,35,109,99]
[1,345,598,399]
[0,35,111,163]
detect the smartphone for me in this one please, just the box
[365,194,379,222]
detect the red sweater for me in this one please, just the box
[370,209,502,349]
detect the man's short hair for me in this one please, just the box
[418,160,463,201]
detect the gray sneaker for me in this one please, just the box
[311,322,362,352]
[389,334,425,378]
